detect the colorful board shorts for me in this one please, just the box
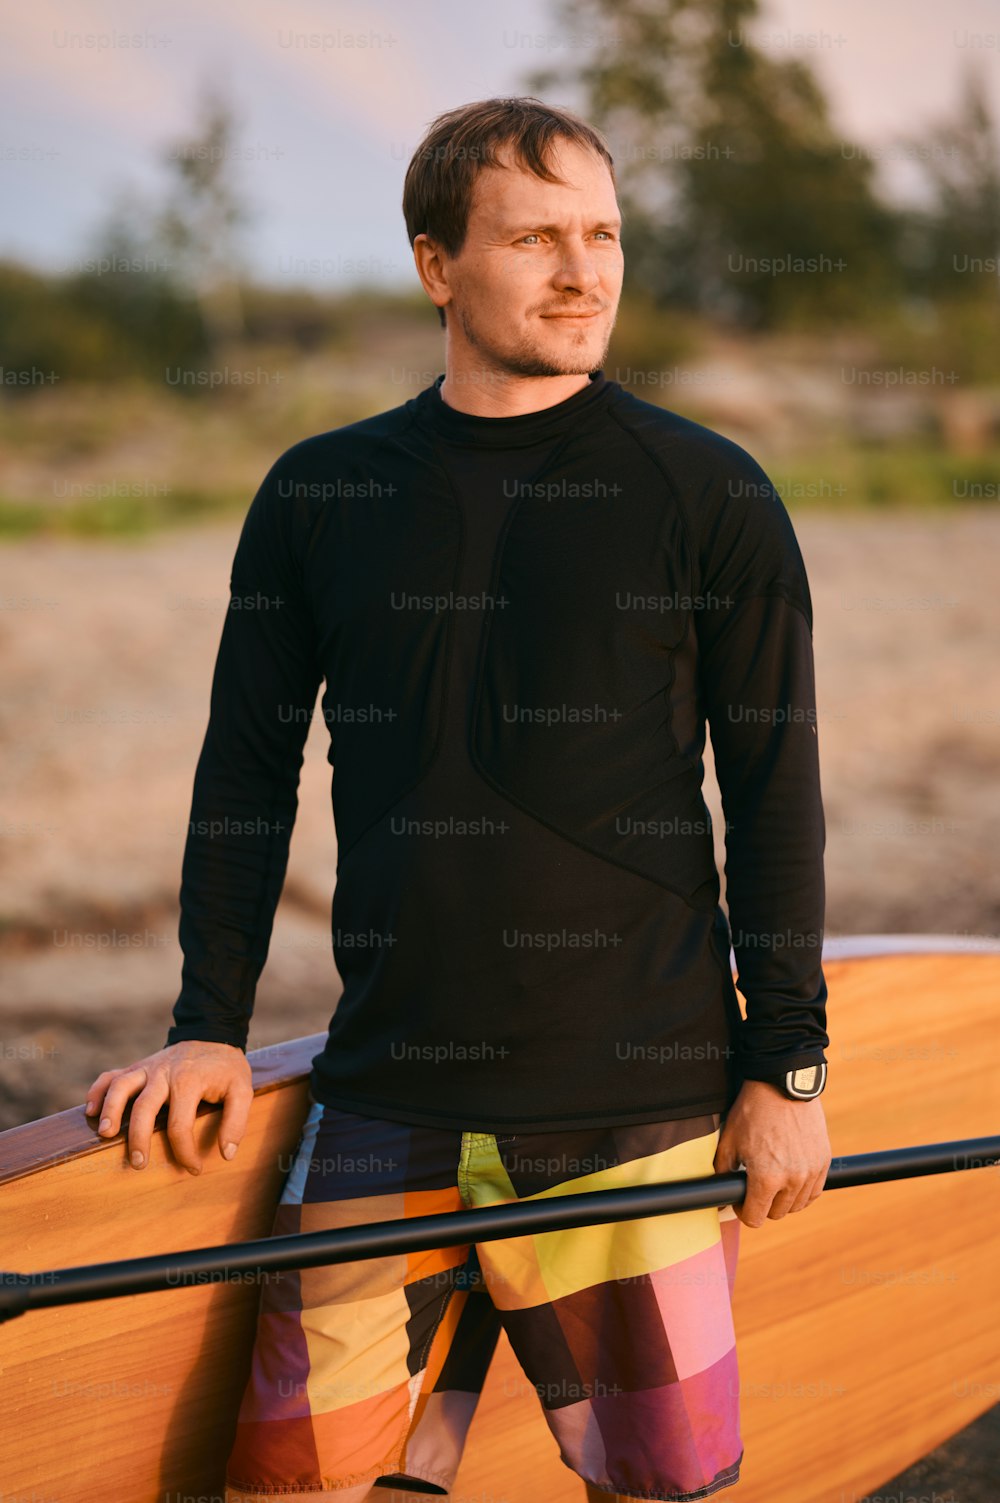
[224,1094,742,1502]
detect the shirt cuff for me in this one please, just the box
[738,1045,828,1088]
[164,1026,248,1052]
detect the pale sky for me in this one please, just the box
[1,0,997,289]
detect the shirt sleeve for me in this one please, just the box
[693,447,829,1085]
[165,456,324,1052]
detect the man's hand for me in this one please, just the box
[83,1040,254,1176]
[713,1078,831,1228]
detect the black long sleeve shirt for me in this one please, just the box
[164,370,829,1131]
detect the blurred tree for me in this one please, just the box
[157,84,251,347]
[893,63,1000,303]
[526,0,899,326]
[884,62,1000,403]
[0,85,253,387]
[0,261,119,385]
[67,186,209,379]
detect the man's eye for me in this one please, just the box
[516,231,618,245]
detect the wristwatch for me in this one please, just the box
[746,1061,827,1100]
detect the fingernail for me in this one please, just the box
[188,1165,202,1176]
[84,1101,93,1115]
[131,1151,145,1169]
[222,1142,237,1160]
[99,1117,111,1133]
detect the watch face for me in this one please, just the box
[786,1062,827,1098]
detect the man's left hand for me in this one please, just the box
[713,1079,832,1228]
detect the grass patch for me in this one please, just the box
[760,444,1000,510]
[0,486,250,539]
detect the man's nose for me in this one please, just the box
[551,241,601,294]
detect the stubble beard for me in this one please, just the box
[457,302,615,380]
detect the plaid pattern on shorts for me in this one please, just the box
[224,1095,742,1502]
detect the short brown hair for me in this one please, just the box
[402,96,617,328]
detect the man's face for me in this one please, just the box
[439,138,624,378]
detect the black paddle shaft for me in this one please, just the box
[1,1134,998,1325]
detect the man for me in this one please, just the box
[84,97,831,1503]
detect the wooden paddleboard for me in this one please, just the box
[1,936,998,1503]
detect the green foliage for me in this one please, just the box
[0,261,116,385]
[0,251,209,389]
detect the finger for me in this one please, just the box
[95,1068,149,1135]
[738,1173,778,1229]
[83,1072,116,1115]
[85,1069,131,1119]
[728,1158,751,1215]
[165,1083,205,1175]
[713,1137,739,1175]
[791,1160,829,1213]
[217,1078,254,1162]
[124,1076,170,1170]
[759,1182,797,1220]
[805,1162,831,1206]
[773,1158,817,1214]
[780,1178,816,1216]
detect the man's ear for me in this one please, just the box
[412,232,450,329]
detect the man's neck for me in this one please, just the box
[437,364,593,419]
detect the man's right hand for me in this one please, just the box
[83,1040,254,1175]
